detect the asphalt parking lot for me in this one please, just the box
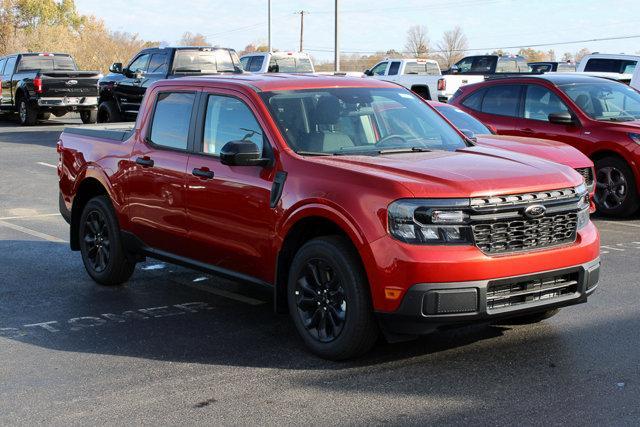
[1,115,639,425]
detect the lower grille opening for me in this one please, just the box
[487,272,579,311]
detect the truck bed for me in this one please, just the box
[63,123,134,142]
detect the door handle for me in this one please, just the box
[135,156,154,167]
[192,167,214,180]
[521,128,535,134]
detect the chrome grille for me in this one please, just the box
[472,212,578,254]
[487,272,579,310]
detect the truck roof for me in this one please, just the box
[163,73,397,92]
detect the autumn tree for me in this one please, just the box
[575,48,591,63]
[404,25,429,57]
[178,31,208,46]
[434,26,468,69]
[239,42,269,56]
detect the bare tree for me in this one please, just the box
[178,31,208,47]
[575,48,591,63]
[561,52,574,62]
[404,25,429,57]
[434,26,468,69]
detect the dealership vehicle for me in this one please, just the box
[528,61,576,73]
[0,52,101,125]
[58,74,599,359]
[98,46,242,122]
[429,100,595,197]
[450,74,640,216]
[631,66,640,91]
[576,53,639,83]
[445,54,532,75]
[239,51,315,73]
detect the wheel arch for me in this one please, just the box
[591,149,640,194]
[69,176,112,250]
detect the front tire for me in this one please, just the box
[17,98,37,126]
[594,156,639,217]
[79,196,135,286]
[287,236,378,360]
[97,100,122,123]
[80,109,98,124]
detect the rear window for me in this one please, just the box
[149,92,195,150]
[557,62,576,72]
[267,56,313,73]
[16,55,77,72]
[454,56,497,73]
[584,58,637,74]
[172,49,238,73]
[403,61,440,75]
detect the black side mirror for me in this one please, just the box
[109,62,123,74]
[450,65,460,74]
[548,112,575,125]
[461,129,477,142]
[220,140,269,166]
[364,69,373,76]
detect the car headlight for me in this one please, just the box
[576,191,591,230]
[629,133,640,144]
[388,199,473,244]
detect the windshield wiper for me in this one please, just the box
[297,150,330,156]
[377,147,433,154]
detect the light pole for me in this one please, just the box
[295,11,308,52]
[334,0,340,71]
[267,0,271,51]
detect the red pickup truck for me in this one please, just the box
[58,74,600,359]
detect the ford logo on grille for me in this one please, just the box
[524,204,546,219]
[65,80,78,86]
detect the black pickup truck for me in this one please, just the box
[444,55,533,75]
[0,53,101,125]
[97,46,243,122]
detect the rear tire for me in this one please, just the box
[287,236,378,360]
[79,195,135,286]
[17,98,38,126]
[594,156,639,217]
[496,308,560,325]
[97,100,122,123]
[80,109,98,124]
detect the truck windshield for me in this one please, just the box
[172,49,238,73]
[261,87,468,155]
[560,82,640,122]
[17,55,77,72]
[268,56,313,73]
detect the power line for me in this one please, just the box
[306,34,640,55]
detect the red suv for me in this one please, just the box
[451,74,640,217]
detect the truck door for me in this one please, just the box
[114,53,150,114]
[184,89,277,283]
[1,56,17,106]
[126,88,197,252]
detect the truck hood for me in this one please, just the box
[309,146,583,198]
[474,134,593,169]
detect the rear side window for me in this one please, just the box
[150,92,195,150]
[403,62,440,75]
[240,56,250,70]
[147,54,168,74]
[461,88,486,111]
[248,56,264,72]
[388,62,401,75]
[523,84,569,121]
[584,58,637,74]
[481,85,521,117]
[202,95,263,155]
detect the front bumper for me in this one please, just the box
[377,258,600,336]
[38,96,98,108]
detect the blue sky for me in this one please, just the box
[75,0,640,62]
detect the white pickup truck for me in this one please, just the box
[239,51,315,73]
[364,58,483,102]
[576,53,639,84]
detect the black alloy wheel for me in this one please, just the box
[82,210,111,273]
[294,258,347,343]
[594,156,639,217]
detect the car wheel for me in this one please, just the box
[79,195,135,286]
[495,308,560,325]
[97,100,122,123]
[17,98,37,126]
[80,109,98,124]
[38,112,51,121]
[594,156,639,217]
[287,236,378,360]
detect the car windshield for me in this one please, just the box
[261,87,468,155]
[560,81,640,122]
[17,55,77,71]
[172,49,238,73]
[435,105,492,135]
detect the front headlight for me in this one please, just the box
[576,191,591,230]
[388,199,473,244]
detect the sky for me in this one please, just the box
[74,0,640,62]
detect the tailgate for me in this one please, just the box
[40,71,100,98]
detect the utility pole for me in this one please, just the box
[334,0,340,71]
[295,10,308,52]
[267,0,271,51]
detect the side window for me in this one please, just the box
[524,85,569,121]
[3,56,17,76]
[370,62,388,76]
[0,58,6,75]
[202,95,264,155]
[147,54,168,74]
[149,92,195,150]
[128,54,150,73]
[388,61,401,76]
[240,56,250,70]
[481,85,521,117]
[461,88,486,111]
[248,56,264,72]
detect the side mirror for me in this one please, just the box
[220,140,269,166]
[461,129,477,142]
[450,65,460,74]
[109,62,123,74]
[364,69,373,76]
[548,112,575,125]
